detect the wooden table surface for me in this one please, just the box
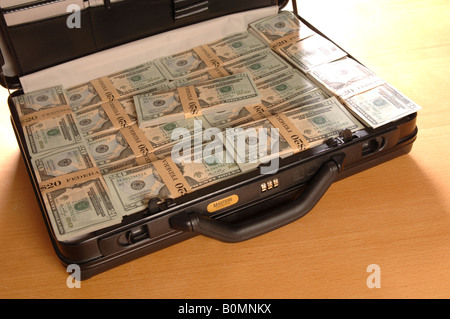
[0,0,448,299]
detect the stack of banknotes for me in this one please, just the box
[12,11,420,242]
[249,11,421,128]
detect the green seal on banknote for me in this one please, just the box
[232,42,243,48]
[37,95,49,102]
[130,75,143,82]
[58,159,72,167]
[47,128,61,137]
[250,63,262,70]
[219,86,232,93]
[373,98,387,107]
[74,200,90,211]
[312,116,327,125]
[275,84,288,92]
[131,180,146,190]
[163,123,177,131]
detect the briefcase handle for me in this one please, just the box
[170,156,343,243]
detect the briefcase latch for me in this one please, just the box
[173,0,209,21]
[326,128,355,147]
[126,226,150,245]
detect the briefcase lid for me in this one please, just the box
[0,0,290,89]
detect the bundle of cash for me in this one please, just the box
[32,144,121,242]
[139,90,331,163]
[155,31,267,79]
[183,68,317,131]
[21,106,84,156]
[276,34,347,72]
[85,129,136,167]
[225,116,296,173]
[41,169,121,242]
[343,84,421,128]
[66,61,171,110]
[212,88,329,130]
[134,73,260,128]
[284,97,364,145]
[12,85,69,117]
[104,144,243,216]
[202,105,261,129]
[31,143,96,184]
[85,124,159,168]
[249,11,315,45]
[220,49,292,82]
[227,97,364,170]
[169,68,225,88]
[141,116,212,152]
[269,89,329,115]
[308,57,385,99]
[74,100,137,137]
[257,68,316,107]
[170,49,293,91]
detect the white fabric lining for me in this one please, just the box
[20,6,279,93]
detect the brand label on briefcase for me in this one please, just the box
[207,195,239,213]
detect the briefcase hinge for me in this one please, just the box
[104,0,112,10]
[173,0,209,21]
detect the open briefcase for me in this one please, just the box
[0,0,419,280]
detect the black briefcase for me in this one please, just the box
[0,0,418,280]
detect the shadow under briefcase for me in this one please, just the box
[0,0,419,280]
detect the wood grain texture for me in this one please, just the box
[0,0,448,299]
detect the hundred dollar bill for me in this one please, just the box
[41,173,121,242]
[277,34,347,72]
[31,143,96,184]
[285,97,364,146]
[13,85,69,117]
[66,61,170,110]
[22,108,83,156]
[104,147,243,216]
[249,11,315,44]
[309,57,385,99]
[257,68,317,108]
[134,73,260,128]
[344,84,421,128]
[155,31,267,79]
